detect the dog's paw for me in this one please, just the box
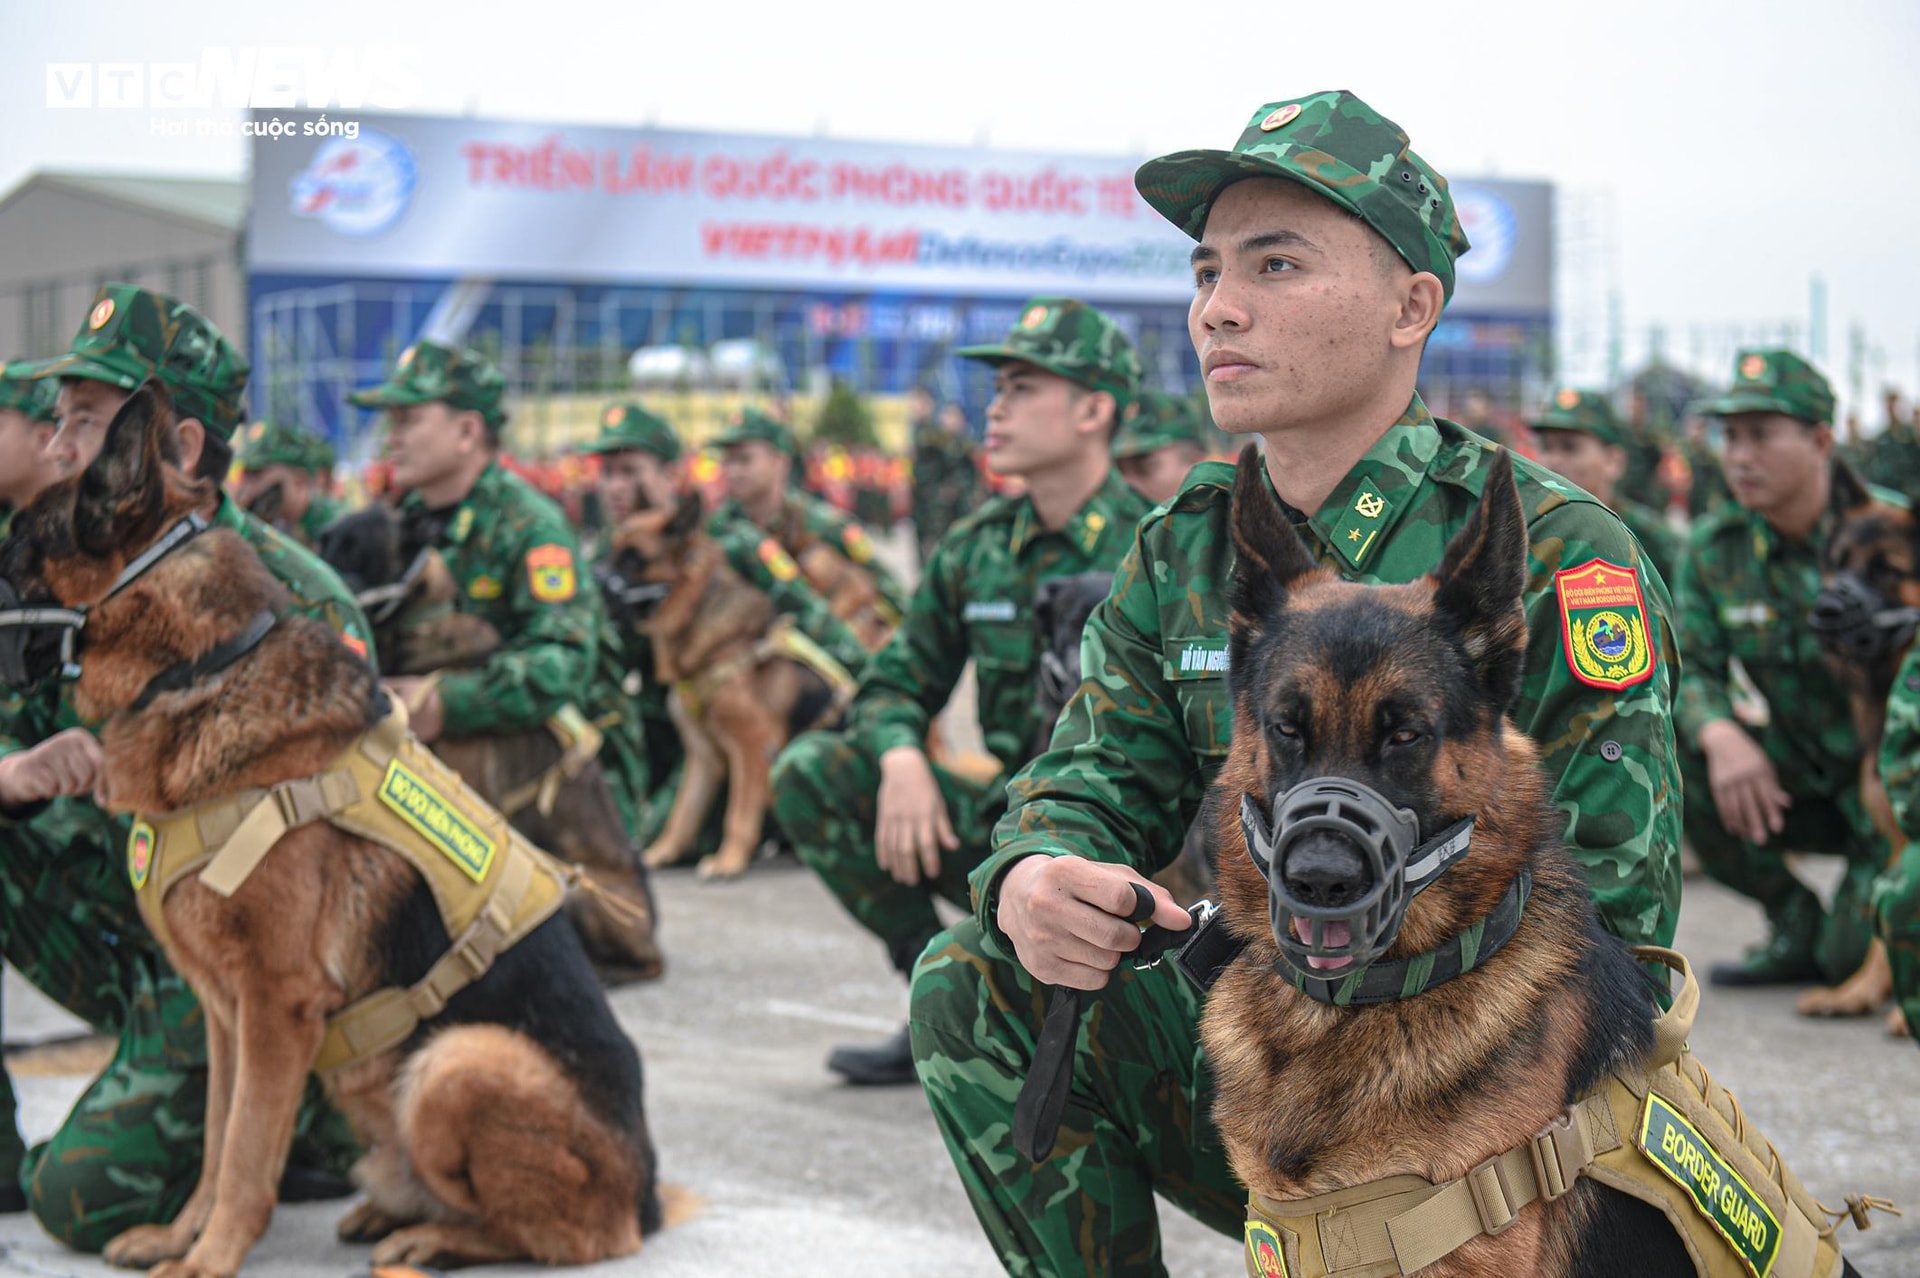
[1890,1005,1911,1038]
[1795,984,1886,1017]
[695,853,748,881]
[641,842,687,869]
[103,1224,194,1268]
[146,1261,230,1278]
[335,1198,409,1243]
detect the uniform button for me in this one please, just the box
[1599,741,1624,762]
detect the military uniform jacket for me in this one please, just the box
[297,492,347,550]
[713,492,910,617]
[911,428,981,510]
[1883,645,1920,838]
[1674,472,1905,788]
[1617,498,1681,591]
[978,396,1682,955]
[850,468,1150,772]
[399,461,595,738]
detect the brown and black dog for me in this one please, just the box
[606,501,850,880]
[1200,446,1864,1276]
[319,504,663,983]
[1,385,658,1273]
[795,541,895,651]
[1804,464,1916,1034]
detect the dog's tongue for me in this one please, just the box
[1303,921,1353,972]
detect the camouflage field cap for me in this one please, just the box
[23,284,250,431]
[0,361,58,422]
[1113,390,1207,460]
[304,432,337,474]
[710,406,798,456]
[583,401,681,462]
[1135,90,1471,301]
[954,297,1141,407]
[350,339,507,428]
[1699,349,1835,425]
[234,417,330,472]
[1531,388,1625,447]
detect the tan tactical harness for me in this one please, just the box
[673,615,856,730]
[129,702,570,1076]
[1241,949,1892,1277]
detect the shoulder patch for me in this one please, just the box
[1245,1220,1289,1277]
[127,820,156,891]
[757,537,799,582]
[525,544,577,602]
[1555,559,1655,691]
[841,525,874,563]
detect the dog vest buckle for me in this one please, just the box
[1529,1106,1591,1202]
[1466,1154,1520,1235]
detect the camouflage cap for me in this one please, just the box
[1531,387,1625,447]
[1113,390,1207,460]
[0,361,58,422]
[21,284,250,431]
[582,401,681,462]
[1699,349,1835,425]
[710,406,798,456]
[1134,90,1471,301]
[954,297,1141,407]
[349,339,507,428]
[234,417,330,472]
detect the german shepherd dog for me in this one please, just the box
[1202,446,1863,1276]
[1,385,658,1272]
[794,540,894,651]
[606,501,848,880]
[318,504,664,984]
[1804,463,1915,1035]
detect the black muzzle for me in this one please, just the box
[0,577,83,689]
[1811,572,1920,665]
[595,561,671,628]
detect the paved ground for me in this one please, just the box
[4,862,1918,1277]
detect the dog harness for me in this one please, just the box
[127,700,571,1076]
[1237,948,1891,1278]
[672,614,856,730]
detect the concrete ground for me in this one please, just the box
[4,863,1919,1277]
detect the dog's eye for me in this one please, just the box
[1268,719,1301,742]
[1386,728,1422,747]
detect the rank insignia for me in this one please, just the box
[1327,477,1392,567]
[1555,559,1655,690]
[468,575,503,600]
[526,544,577,602]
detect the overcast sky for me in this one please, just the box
[5,0,1917,419]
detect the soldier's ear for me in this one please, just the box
[1432,450,1529,711]
[75,381,169,557]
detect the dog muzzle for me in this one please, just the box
[594,562,671,628]
[1240,777,1475,980]
[1810,572,1920,665]
[353,546,432,627]
[1036,648,1079,712]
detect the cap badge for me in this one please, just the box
[88,297,116,331]
[1556,388,1581,411]
[1354,491,1386,519]
[1259,103,1303,132]
[398,344,417,370]
[1019,304,1050,331]
[605,406,625,427]
[1739,354,1767,381]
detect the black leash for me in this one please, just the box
[128,610,278,712]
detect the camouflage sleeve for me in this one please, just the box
[1673,529,1736,749]
[718,529,872,675]
[846,536,969,758]
[437,520,598,738]
[1882,647,1920,838]
[970,520,1204,958]
[236,509,380,668]
[816,504,911,618]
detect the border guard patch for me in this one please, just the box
[526,544,577,602]
[1554,559,1655,690]
[378,760,497,883]
[1638,1093,1782,1277]
[128,820,157,890]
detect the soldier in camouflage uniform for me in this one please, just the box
[0,361,61,520]
[773,298,1151,1087]
[910,390,982,567]
[351,340,596,751]
[1872,646,1920,1040]
[1678,348,1890,987]
[231,417,347,548]
[578,402,869,842]
[0,285,368,1246]
[1112,389,1210,506]
[1859,389,1920,496]
[909,92,1682,1273]
[712,408,910,621]
[1531,387,1682,584]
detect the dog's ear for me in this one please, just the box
[74,381,170,556]
[664,493,704,544]
[1229,443,1318,624]
[1432,449,1530,710]
[1830,459,1874,519]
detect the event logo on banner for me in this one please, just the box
[289,127,417,238]
[1453,187,1518,288]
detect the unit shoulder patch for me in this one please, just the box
[1244,1219,1289,1277]
[1638,1092,1782,1277]
[841,525,874,563]
[128,820,157,890]
[757,538,799,582]
[1554,558,1655,691]
[525,543,578,602]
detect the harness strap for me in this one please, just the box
[496,704,606,818]
[129,610,278,713]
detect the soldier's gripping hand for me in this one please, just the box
[876,745,958,885]
[1699,718,1791,846]
[0,728,105,812]
[996,854,1190,991]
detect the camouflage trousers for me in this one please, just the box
[910,918,1242,1276]
[1874,845,1920,1042]
[1,805,358,1252]
[1676,737,1883,981]
[771,730,1007,975]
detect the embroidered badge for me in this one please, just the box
[1171,640,1229,675]
[1639,1093,1781,1277]
[378,759,497,883]
[963,600,1017,623]
[526,544,577,602]
[758,538,799,582]
[468,574,503,600]
[128,820,156,890]
[1327,477,1393,568]
[1244,1220,1289,1276]
[1555,559,1655,690]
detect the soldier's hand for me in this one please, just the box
[384,678,445,743]
[996,854,1191,991]
[1699,719,1790,845]
[876,746,957,885]
[0,728,105,810]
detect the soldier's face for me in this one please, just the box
[1721,412,1831,515]
[599,450,679,523]
[1118,442,1205,506]
[720,441,786,504]
[51,379,130,477]
[983,363,1107,476]
[0,409,59,508]
[1533,432,1625,504]
[385,401,481,492]
[1188,179,1426,437]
